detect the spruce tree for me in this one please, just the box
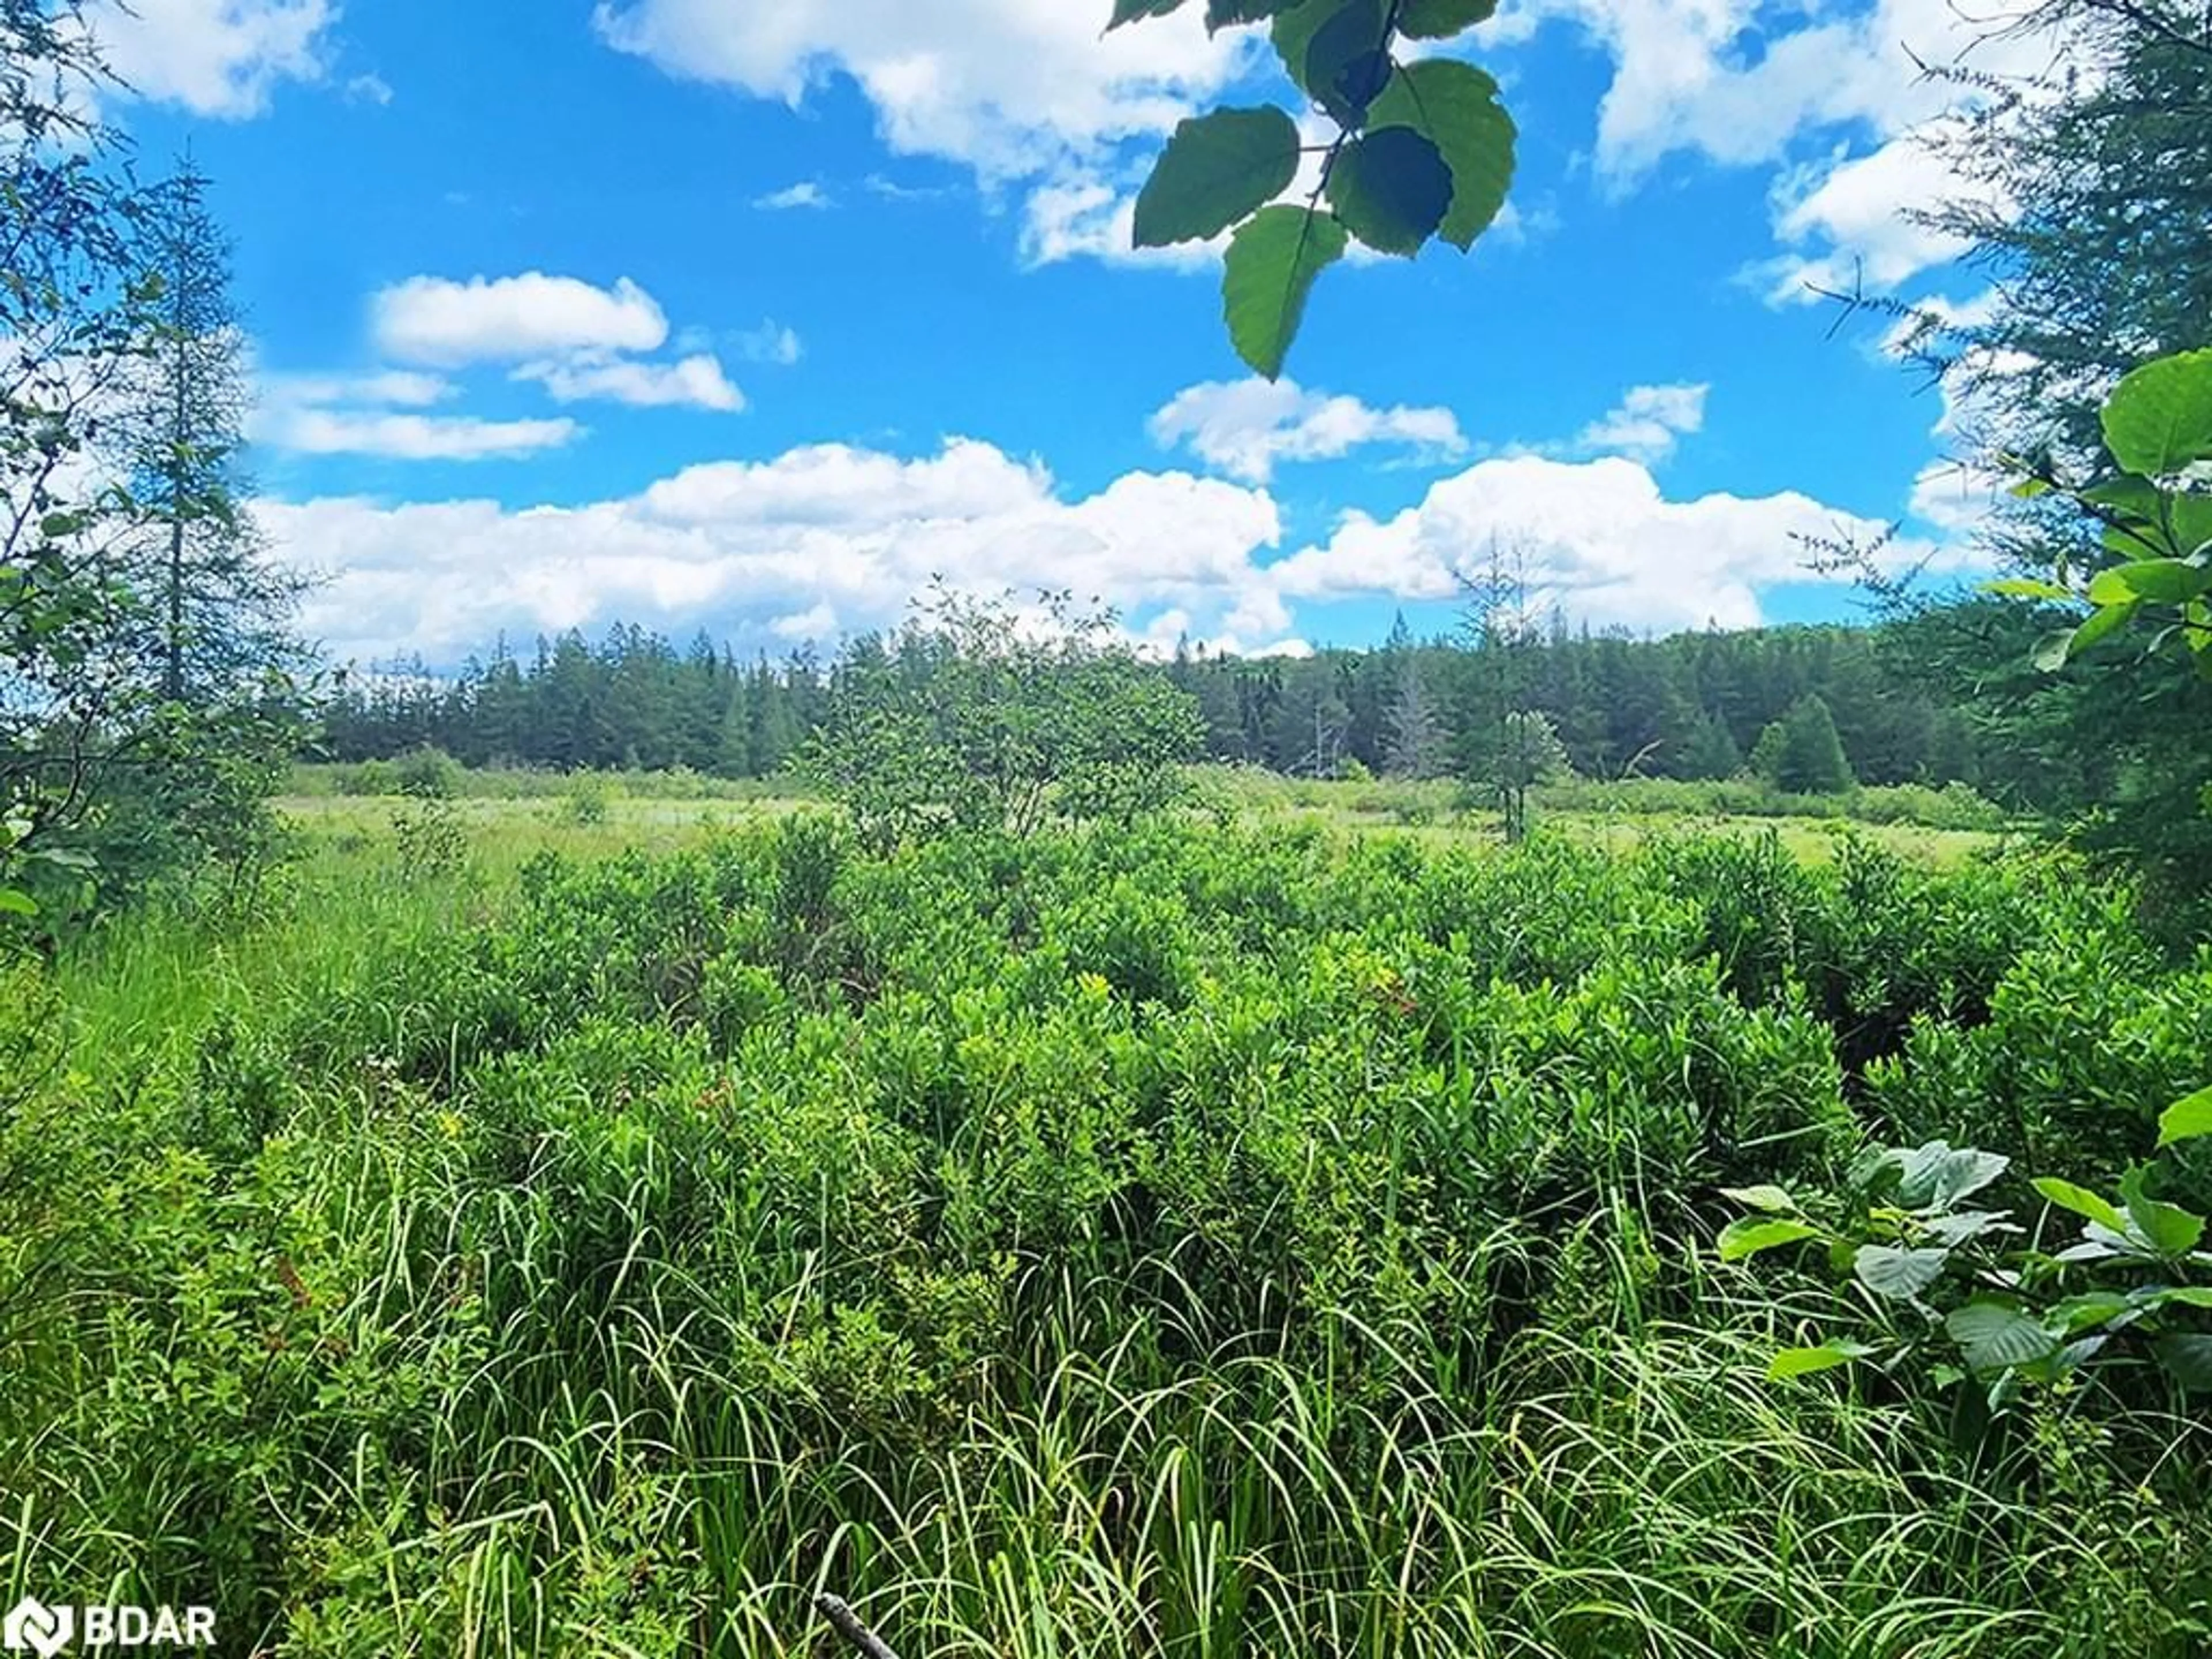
[122,155,303,705]
[1756,695,1855,796]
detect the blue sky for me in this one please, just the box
[86,0,2030,665]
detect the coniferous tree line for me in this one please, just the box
[323,630,824,777]
[320,608,1995,797]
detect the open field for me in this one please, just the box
[7,794,2209,1657]
[271,765,2014,872]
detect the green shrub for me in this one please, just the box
[10,814,2206,1654]
[392,745,463,801]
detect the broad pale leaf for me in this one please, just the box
[2069,598,2142,659]
[1895,1142,2009,1210]
[2135,1285,2212,1313]
[1923,1210,2018,1247]
[1945,1302,2059,1372]
[1721,1184,1798,1213]
[2048,1290,2131,1332]
[2087,559,2212,606]
[2081,473,2166,517]
[1982,577,2074,601]
[1853,1244,1950,1300]
[2120,1166,2205,1257]
[1134,106,1303,247]
[2172,493,2212,555]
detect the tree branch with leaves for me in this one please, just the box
[1112,0,1516,377]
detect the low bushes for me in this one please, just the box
[2,820,2202,1655]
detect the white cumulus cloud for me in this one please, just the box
[82,0,336,118]
[1571,382,1709,464]
[516,352,745,412]
[252,370,581,461]
[1267,452,1948,632]
[591,0,1251,178]
[259,437,1292,664]
[1758,126,1982,304]
[1149,378,1468,484]
[373,273,671,367]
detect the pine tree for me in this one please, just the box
[121,155,302,704]
[1755,694,1855,795]
[1680,709,1744,780]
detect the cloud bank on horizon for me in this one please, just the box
[83,0,2029,664]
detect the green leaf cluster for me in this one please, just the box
[2002,349,2212,677]
[1114,0,1517,376]
[1721,1101,2212,1407]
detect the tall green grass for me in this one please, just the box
[2,818,2204,1655]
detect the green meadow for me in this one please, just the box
[5,780,2206,1656]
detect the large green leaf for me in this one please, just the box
[2063,597,2142,662]
[2081,473,2166,517]
[1222,204,1347,379]
[2103,348,2212,476]
[2048,1290,2131,1333]
[2086,559,2212,606]
[2033,1176,2130,1234]
[1945,1302,2059,1372]
[1271,0,1368,94]
[1399,0,1499,35]
[2120,1166,2206,1257]
[1716,1217,1821,1262]
[1326,125,1453,255]
[2158,1085,2212,1147]
[1302,0,1393,123]
[1853,1244,1950,1300]
[1893,1142,2009,1211]
[1367,58,1514,249]
[1923,1209,2016,1247]
[2174,494,2212,556]
[1767,1340,1874,1380]
[1134,107,1303,247]
[0,888,36,918]
[2155,1334,2212,1391]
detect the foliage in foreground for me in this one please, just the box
[3,818,2207,1655]
[1,7,305,940]
[1115,0,1516,378]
